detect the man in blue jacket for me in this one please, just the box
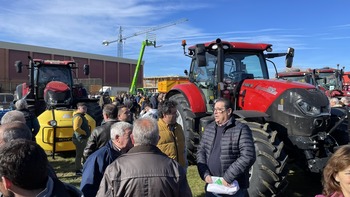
[80,121,133,197]
[197,98,256,197]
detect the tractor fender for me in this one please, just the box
[232,110,269,119]
[166,83,206,113]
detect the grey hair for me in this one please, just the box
[15,99,28,110]
[341,97,349,105]
[1,111,26,125]
[132,117,159,146]
[0,121,32,143]
[110,121,133,139]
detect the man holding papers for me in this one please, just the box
[197,98,256,196]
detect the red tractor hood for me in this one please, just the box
[239,79,317,112]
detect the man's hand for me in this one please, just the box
[222,179,232,187]
[205,175,213,184]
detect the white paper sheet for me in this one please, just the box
[206,176,240,195]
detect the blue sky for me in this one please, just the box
[1,0,350,77]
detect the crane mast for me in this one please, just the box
[102,18,188,57]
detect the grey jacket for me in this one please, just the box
[96,145,192,197]
[197,116,256,189]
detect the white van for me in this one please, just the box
[99,86,129,97]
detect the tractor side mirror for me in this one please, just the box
[285,47,294,68]
[184,69,188,76]
[195,44,206,67]
[15,61,23,73]
[83,64,89,75]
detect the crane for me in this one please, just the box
[102,18,188,57]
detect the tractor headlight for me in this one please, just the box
[47,97,58,106]
[48,120,57,127]
[296,99,321,116]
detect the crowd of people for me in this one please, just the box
[329,96,350,108]
[2,93,350,196]
[0,95,257,197]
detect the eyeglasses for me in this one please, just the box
[213,108,226,113]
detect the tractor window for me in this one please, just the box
[38,66,71,86]
[191,53,216,85]
[317,73,337,90]
[241,55,264,79]
[223,53,266,80]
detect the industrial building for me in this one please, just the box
[0,41,143,95]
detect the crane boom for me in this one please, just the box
[102,18,188,57]
[122,18,188,40]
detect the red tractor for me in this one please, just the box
[343,71,350,92]
[14,57,102,156]
[315,66,350,98]
[276,68,315,84]
[166,39,348,196]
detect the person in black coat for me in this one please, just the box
[83,104,119,159]
[197,98,256,197]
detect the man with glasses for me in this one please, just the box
[197,98,256,197]
[157,100,187,170]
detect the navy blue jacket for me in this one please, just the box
[80,140,122,197]
[197,116,256,189]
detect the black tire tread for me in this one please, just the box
[169,94,198,165]
[238,119,288,197]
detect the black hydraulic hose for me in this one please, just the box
[328,107,350,135]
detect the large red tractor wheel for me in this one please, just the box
[169,94,199,165]
[240,120,289,196]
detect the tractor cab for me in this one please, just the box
[184,39,292,112]
[315,67,342,91]
[276,68,318,85]
[315,67,347,97]
[15,58,90,114]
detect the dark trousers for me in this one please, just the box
[205,184,248,197]
[72,136,87,171]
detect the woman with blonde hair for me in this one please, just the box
[316,145,350,197]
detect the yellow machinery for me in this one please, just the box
[36,109,96,154]
[158,79,189,93]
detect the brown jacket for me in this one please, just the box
[96,145,192,197]
[157,119,187,168]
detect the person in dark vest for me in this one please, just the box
[15,99,40,141]
[72,102,90,176]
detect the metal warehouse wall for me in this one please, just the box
[0,41,143,94]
